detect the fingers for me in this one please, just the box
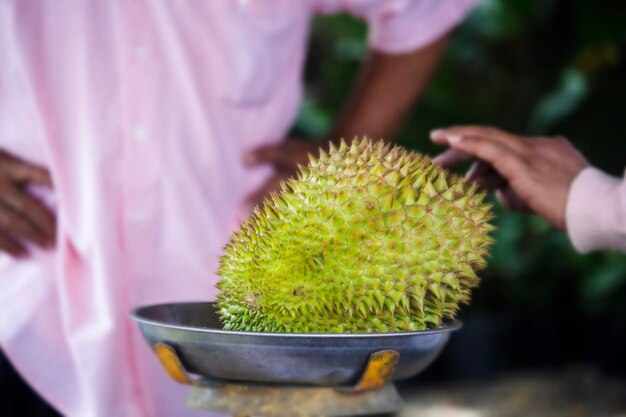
[2,189,56,244]
[443,135,527,181]
[245,139,323,172]
[245,144,291,169]
[0,232,27,258]
[0,201,50,247]
[0,151,56,255]
[3,154,53,187]
[431,148,473,168]
[430,126,530,183]
[431,136,508,191]
[431,125,527,152]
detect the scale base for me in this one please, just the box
[187,383,403,417]
[154,343,404,416]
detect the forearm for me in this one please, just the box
[566,167,626,253]
[327,34,450,143]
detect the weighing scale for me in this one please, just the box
[131,302,460,417]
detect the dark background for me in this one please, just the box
[2,0,625,415]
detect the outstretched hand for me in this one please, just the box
[431,126,589,230]
[244,138,324,210]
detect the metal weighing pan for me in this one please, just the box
[130,302,461,386]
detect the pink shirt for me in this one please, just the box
[0,1,479,416]
[566,167,626,253]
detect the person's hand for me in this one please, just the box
[0,150,55,257]
[244,138,325,210]
[430,126,589,230]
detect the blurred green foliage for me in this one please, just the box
[296,0,626,319]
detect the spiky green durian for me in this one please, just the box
[216,139,494,333]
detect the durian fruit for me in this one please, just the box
[217,139,494,333]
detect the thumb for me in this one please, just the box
[496,187,531,212]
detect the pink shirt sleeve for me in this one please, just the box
[566,167,626,253]
[316,0,481,54]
